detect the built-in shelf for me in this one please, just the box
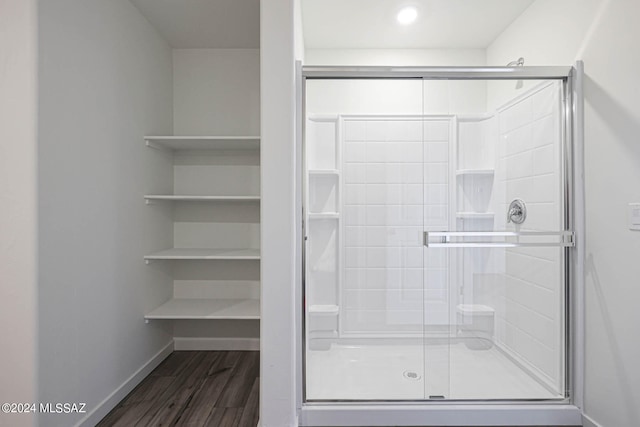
[309,212,340,220]
[456,212,495,219]
[309,169,340,176]
[145,136,260,151]
[145,248,260,261]
[456,169,495,177]
[145,298,259,320]
[144,195,260,202]
[308,304,339,316]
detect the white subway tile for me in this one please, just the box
[425,184,448,205]
[366,247,402,267]
[504,124,533,156]
[506,151,534,180]
[426,142,449,162]
[531,83,559,121]
[365,184,398,204]
[363,163,386,183]
[344,141,367,162]
[344,163,367,183]
[399,142,424,162]
[365,120,388,142]
[533,144,556,175]
[345,184,366,205]
[425,249,447,268]
[404,184,425,204]
[344,268,366,289]
[403,247,424,268]
[424,205,448,226]
[531,173,558,204]
[499,98,532,133]
[388,120,423,142]
[532,114,556,148]
[506,177,533,202]
[525,202,559,231]
[345,226,366,247]
[344,205,366,225]
[504,275,555,320]
[363,268,395,290]
[365,226,392,247]
[425,163,448,184]
[345,247,366,268]
[425,269,447,290]
[424,121,450,141]
[506,251,558,291]
[401,163,424,184]
[344,120,366,141]
[365,142,387,163]
[404,268,424,289]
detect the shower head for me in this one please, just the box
[507,57,525,67]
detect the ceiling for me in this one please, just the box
[129,0,534,50]
[302,0,536,49]
[130,0,260,48]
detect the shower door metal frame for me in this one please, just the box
[298,63,585,426]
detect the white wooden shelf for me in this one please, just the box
[309,169,340,176]
[145,298,259,320]
[309,212,340,220]
[145,136,260,151]
[456,169,495,177]
[456,212,495,219]
[144,195,260,202]
[144,248,260,261]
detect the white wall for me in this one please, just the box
[260,0,298,425]
[486,0,602,108]
[305,48,485,67]
[37,0,174,425]
[488,1,640,426]
[173,49,260,136]
[171,48,261,348]
[0,1,38,426]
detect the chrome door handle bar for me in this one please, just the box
[423,231,575,248]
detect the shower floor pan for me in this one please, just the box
[306,341,561,401]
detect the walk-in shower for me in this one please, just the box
[299,65,583,424]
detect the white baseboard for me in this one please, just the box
[75,341,174,427]
[174,337,260,351]
[583,413,603,427]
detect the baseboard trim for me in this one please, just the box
[582,413,603,427]
[75,341,174,427]
[174,337,260,351]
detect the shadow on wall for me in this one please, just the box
[584,74,640,157]
[585,253,639,425]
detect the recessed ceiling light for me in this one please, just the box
[397,7,418,25]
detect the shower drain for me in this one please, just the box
[402,370,421,381]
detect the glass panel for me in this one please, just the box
[425,78,567,400]
[305,79,425,400]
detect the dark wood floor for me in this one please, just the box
[97,351,259,427]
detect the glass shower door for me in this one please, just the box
[304,79,427,400]
[303,75,573,402]
[422,78,572,400]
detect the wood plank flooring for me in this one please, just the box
[97,351,259,427]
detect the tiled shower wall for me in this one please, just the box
[494,81,563,387]
[342,118,451,335]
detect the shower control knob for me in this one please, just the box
[507,199,527,224]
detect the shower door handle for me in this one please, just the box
[423,231,575,248]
